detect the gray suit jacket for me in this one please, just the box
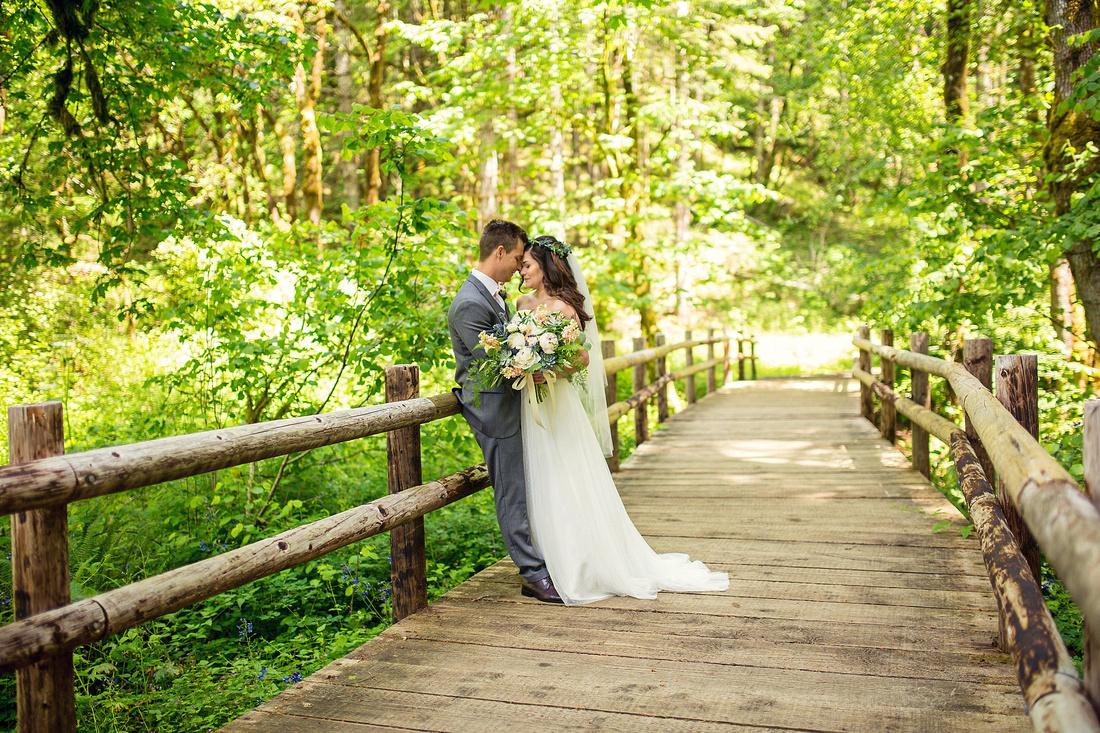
[448,274,520,439]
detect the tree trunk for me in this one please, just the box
[1045,0,1100,350]
[364,0,390,206]
[477,119,498,231]
[753,43,783,185]
[243,111,277,220]
[295,12,328,228]
[548,16,567,239]
[261,107,297,223]
[1019,27,1038,98]
[1051,259,1077,352]
[619,34,657,348]
[673,56,691,319]
[943,0,970,122]
[335,0,361,208]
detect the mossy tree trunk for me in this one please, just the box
[943,0,970,123]
[1045,0,1100,352]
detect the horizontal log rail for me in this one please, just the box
[602,337,708,375]
[852,367,1097,728]
[0,395,462,515]
[0,465,488,675]
[853,335,1100,637]
[853,329,1100,730]
[606,356,725,423]
[0,326,747,731]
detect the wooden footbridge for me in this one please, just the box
[223,378,1029,731]
[3,329,1100,731]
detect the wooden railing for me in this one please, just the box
[853,325,1100,731]
[0,328,743,732]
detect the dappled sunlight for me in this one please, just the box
[706,440,858,470]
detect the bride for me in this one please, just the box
[513,235,729,606]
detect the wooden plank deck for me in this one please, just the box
[221,378,1029,732]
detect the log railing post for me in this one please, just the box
[9,402,76,733]
[750,339,756,380]
[706,328,717,394]
[685,331,696,406]
[722,330,732,384]
[385,365,426,623]
[1083,399,1100,716]
[962,339,1005,651]
[633,336,648,446]
[910,332,930,478]
[880,329,896,443]
[963,339,995,485]
[737,338,745,381]
[857,324,872,420]
[602,339,621,472]
[995,354,1041,585]
[656,333,669,422]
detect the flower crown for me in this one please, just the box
[531,235,572,259]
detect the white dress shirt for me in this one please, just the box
[471,268,506,312]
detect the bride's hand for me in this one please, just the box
[532,371,547,384]
[558,349,590,375]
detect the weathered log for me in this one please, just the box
[880,329,895,443]
[0,465,489,674]
[706,328,717,394]
[668,356,725,384]
[722,331,731,384]
[633,337,648,446]
[685,330,696,405]
[750,339,757,380]
[737,338,745,381]
[963,338,996,488]
[995,354,1041,585]
[950,431,1099,732]
[655,334,669,422]
[964,338,1002,648]
[8,403,75,733]
[602,337,708,376]
[1083,399,1100,714]
[602,339,621,472]
[0,394,462,515]
[852,368,1100,729]
[851,369,959,441]
[605,357,725,424]
[853,334,1100,645]
[910,332,931,478]
[386,366,427,623]
[857,325,872,420]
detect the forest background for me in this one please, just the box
[2,0,1100,729]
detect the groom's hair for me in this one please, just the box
[479,220,528,261]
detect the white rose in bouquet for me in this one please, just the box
[507,332,527,349]
[513,347,540,370]
[538,332,559,353]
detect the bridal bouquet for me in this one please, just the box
[469,305,590,405]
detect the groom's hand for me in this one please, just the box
[532,372,547,384]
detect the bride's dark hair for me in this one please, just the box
[525,235,592,328]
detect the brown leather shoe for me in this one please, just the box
[521,577,564,604]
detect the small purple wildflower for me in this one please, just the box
[257,667,267,681]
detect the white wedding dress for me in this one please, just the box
[521,378,729,606]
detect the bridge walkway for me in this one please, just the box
[222,378,1028,732]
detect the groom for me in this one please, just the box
[447,219,562,604]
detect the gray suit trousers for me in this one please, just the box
[470,424,548,584]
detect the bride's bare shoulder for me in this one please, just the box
[515,293,535,310]
[546,298,579,321]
